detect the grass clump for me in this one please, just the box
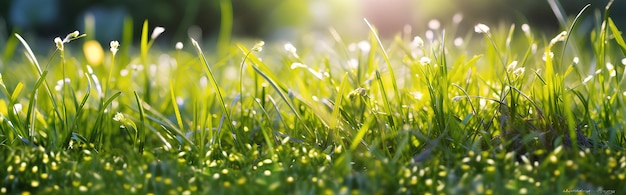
[1,2,626,194]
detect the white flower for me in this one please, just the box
[411,36,424,48]
[13,103,22,113]
[113,112,125,122]
[582,75,593,84]
[507,61,518,72]
[573,57,579,64]
[542,52,554,62]
[68,31,80,39]
[175,42,184,50]
[521,24,531,36]
[252,41,264,52]
[284,43,299,58]
[290,62,307,69]
[54,37,64,51]
[420,57,431,65]
[110,41,119,55]
[622,58,626,65]
[474,23,490,34]
[151,27,165,39]
[513,67,525,77]
[549,31,567,46]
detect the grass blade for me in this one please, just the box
[133,91,147,153]
[190,38,238,148]
[364,19,403,118]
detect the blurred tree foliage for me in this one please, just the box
[0,0,624,41]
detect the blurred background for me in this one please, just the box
[0,0,624,45]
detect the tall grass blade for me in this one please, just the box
[190,38,238,148]
[328,73,349,143]
[133,91,147,153]
[364,19,403,117]
[170,81,185,132]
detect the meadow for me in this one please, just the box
[1,1,626,194]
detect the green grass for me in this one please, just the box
[2,3,626,195]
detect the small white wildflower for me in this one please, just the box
[61,30,85,43]
[573,57,579,64]
[54,78,70,91]
[513,67,525,77]
[542,52,554,62]
[113,112,125,122]
[110,41,119,55]
[453,13,463,24]
[54,37,64,51]
[474,23,490,34]
[507,61,518,72]
[607,62,616,77]
[151,26,165,39]
[521,24,531,36]
[549,31,567,46]
[428,19,441,30]
[252,41,264,52]
[411,36,424,48]
[284,43,299,58]
[175,42,184,50]
[13,103,22,113]
[622,58,626,65]
[583,75,593,84]
[290,62,308,69]
[67,31,80,40]
[420,57,431,65]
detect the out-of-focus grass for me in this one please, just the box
[1,2,625,195]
